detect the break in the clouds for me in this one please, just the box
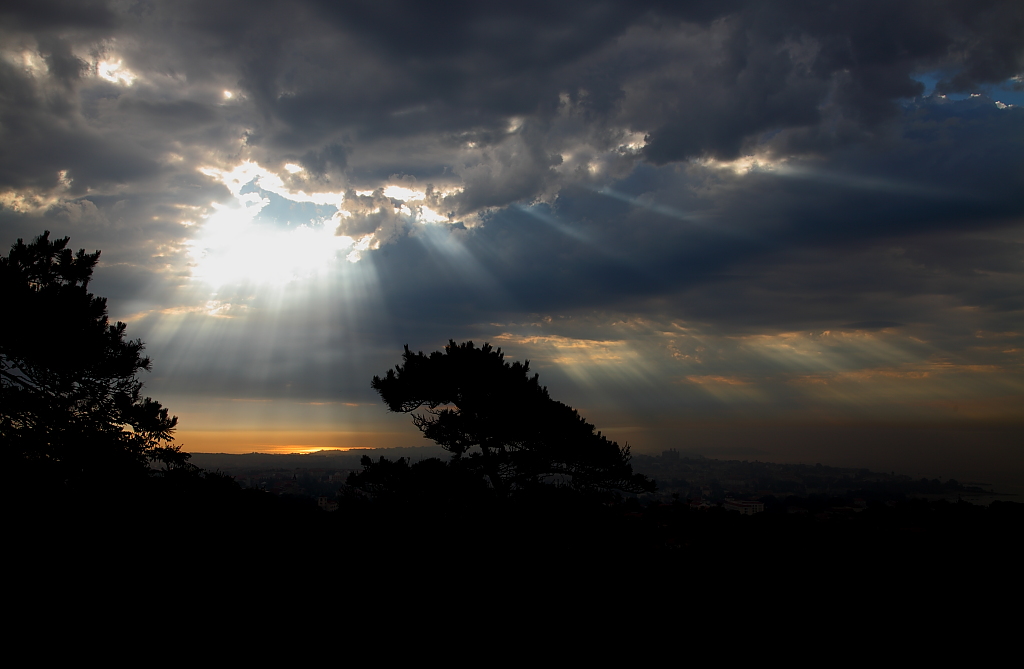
[2,1,1022,470]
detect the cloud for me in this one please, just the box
[333,188,409,241]
[5,1,1021,213]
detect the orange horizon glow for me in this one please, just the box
[175,429,420,454]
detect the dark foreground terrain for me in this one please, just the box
[11,467,1021,602]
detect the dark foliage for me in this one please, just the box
[367,340,654,500]
[1,231,183,486]
[345,455,494,507]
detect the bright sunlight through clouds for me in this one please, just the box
[189,162,458,289]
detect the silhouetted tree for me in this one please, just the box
[371,340,654,499]
[1,232,181,485]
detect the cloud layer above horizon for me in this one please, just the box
[2,0,1022,456]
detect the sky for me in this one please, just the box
[2,1,1022,488]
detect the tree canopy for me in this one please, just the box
[370,340,654,499]
[1,231,182,485]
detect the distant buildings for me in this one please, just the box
[723,499,764,515]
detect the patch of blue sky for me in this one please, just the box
[910,72,1024,106]
[238,179,336,229]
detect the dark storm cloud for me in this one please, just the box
[636,0,1024,162]
[35,34,89,85]
[4,1,1021,198]
[0,1,115,31]
[301,143,349,179]
[290,0,1022,163]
